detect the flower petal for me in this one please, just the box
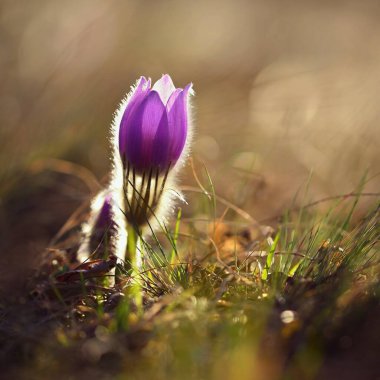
[125,91,166,172]
[95,194,113,230]
[152,111,170,170]
[167,83,192,163]
[119,76,151,157]
[166,88,182,112]
[152,74,176,105]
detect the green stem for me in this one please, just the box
[126,224,143,315]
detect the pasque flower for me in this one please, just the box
[118,74,192,174]
[89,194,116,251]
[111,74,193,229]
[77,74,193,298]
[77,192,118,262]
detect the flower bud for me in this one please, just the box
[118,74,192,174]
[78,192,117,262]
[89,193,116,253]
[111,75,193,230]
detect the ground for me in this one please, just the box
[0,168,378,380]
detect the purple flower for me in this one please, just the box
[89,194,116,253]
[119,74,192,174]
[94,194,114,231]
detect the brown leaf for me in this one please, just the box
[56,255,117,282]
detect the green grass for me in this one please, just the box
[1,176,379,380]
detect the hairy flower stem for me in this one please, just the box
[113,74,193,312]
[126,224,142,315]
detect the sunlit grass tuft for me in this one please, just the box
[1,168,379,380]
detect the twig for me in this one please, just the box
[260,192,380,223]
[180,185,259,224]
[30,158,101,193]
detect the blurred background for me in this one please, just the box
[1,0,380,284]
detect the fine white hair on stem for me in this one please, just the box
[107,78,149,262]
